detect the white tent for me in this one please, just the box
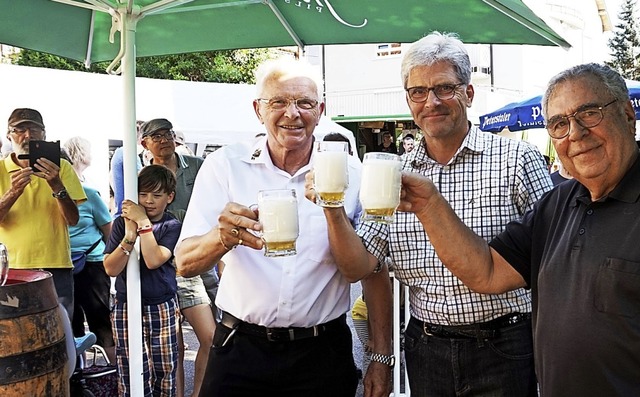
[0,63,356,198]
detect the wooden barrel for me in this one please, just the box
[0,269,69,396]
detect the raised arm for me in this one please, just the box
[399,172,526,294]
[176,202,262,277]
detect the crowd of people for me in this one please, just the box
[1,29,639,397]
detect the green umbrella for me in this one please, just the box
[1,0,569,65]
[0,1,569,394]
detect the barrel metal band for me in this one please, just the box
[0,338,68,385]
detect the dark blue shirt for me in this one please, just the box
[105,212,180,305]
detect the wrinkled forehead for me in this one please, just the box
[261,73,319,98]
[545,76,603,117]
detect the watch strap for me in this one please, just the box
[52,188,68,199]
[370,352,395,368]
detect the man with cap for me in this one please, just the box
[0,108,86,320]
[139,117,213,396]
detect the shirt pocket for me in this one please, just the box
[594,258,640,318]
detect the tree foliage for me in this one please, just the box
[10,48,276,84]
[606,0,640,80]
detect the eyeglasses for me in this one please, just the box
[146,131,176,143]
[257,97,319,111]
[9,125,44,135]
[546,99,617,139]
[406,83,465,102]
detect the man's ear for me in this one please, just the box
[253,100,264,124]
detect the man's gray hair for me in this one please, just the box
[542,63,629,118]
[255,57,323,99]
[401,31,472,89]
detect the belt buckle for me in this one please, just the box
[266,328,279,342]
[422,323,434,336]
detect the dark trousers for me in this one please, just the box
[404,316,537,397]
[72,261,115,348]
[199,318,358,397]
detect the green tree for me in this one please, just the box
[10,48,275,84]
[606,0,640,80]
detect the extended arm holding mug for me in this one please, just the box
[398,171,526,293]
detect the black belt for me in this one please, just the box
[220,311,345,342]
[411,313,531,340]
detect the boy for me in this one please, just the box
[104,164,181,397]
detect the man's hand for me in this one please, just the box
[303,170,318,204]
[9,167,33,196]
[398,171,438,217]
[363,361,392,397]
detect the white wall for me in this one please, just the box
[0,64,355,201]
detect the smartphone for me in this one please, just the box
[28,140,61,169]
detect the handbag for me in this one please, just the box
[71,239,102,275]
[70,345,118,397]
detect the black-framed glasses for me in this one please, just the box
[147,131,176,143]
[9,125,44,135]
[257,97,319,111]
[406,83,465,102]
[546,99,617,139]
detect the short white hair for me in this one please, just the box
[255,57,323,99]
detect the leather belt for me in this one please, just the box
[220,311,345,342]
[412,313,531,340]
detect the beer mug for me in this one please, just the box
[313,141,349,207]
[258,189,299,257]
[359,152,402,223]
[0,243,8,286]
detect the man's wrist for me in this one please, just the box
[369,352,395,368]
[52,188,68,200]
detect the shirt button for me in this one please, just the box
[579,228,586,235]
[587,209,593,215]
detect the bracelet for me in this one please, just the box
[137,225,152,234]
[218,228,234,251]
[138,228,153,235]
[122,237,135,245]
[119,243,131,256]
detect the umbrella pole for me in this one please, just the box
[121,10,145,396]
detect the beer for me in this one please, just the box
[314,141,349,207]
[360,153,402,223]
[258,189,299,257]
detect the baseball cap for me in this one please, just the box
[174,131,186,145]
[140,118,173,137]
[8,108,45,128]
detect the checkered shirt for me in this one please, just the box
[358,126,553,325]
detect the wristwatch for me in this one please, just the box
[370,352,395,368]
[52,188,68,200]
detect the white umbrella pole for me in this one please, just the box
[121,10,144,396]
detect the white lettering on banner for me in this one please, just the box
[631,97,640,111]
[531,105,542,121]
[482,112,511,129]
[283,0,368,28]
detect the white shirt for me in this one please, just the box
[178,137,363,328]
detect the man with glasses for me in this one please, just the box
[317,32,552,396]
[395,62,640,396]
[175,57,392,397]
[0,108,86,321]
